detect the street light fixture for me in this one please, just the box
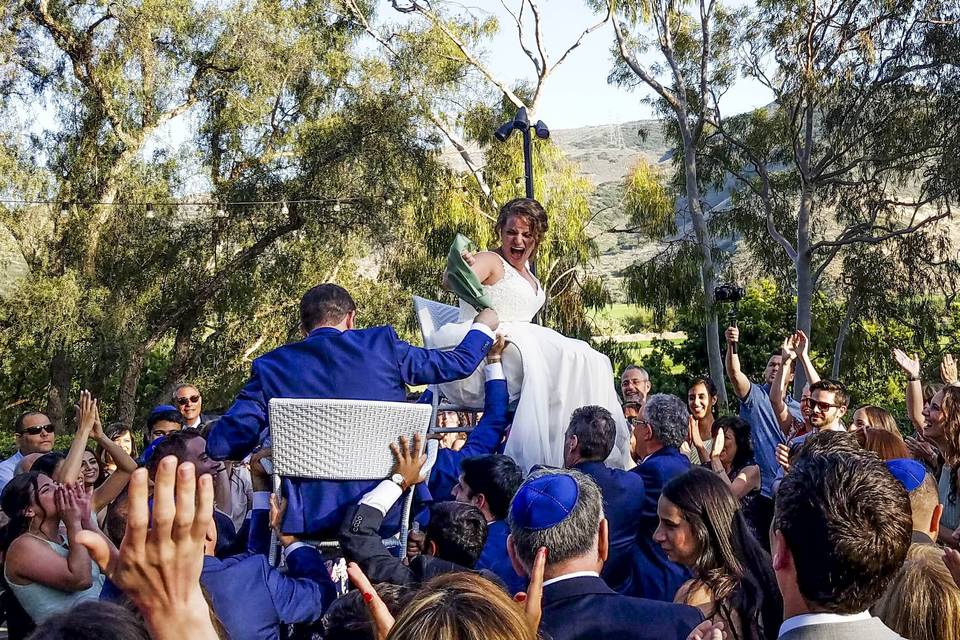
[494,106,550,202]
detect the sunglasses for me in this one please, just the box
[176,395,201,406]
[18,424,55,436]
[627,417,650,429]
[801,398,843,413]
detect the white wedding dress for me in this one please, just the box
[431,255,632,473]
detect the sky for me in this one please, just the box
[426,0,773,129]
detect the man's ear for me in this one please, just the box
[931,504,944,539]
[507,534,529,578]
[344,310,356,330]
[474,492,487,513]
[299,323,309,338]
[598,518,610,563]
[643,425,654,442]
[424,538,438,557]
[771,530,791,572]
[838,405,848,419]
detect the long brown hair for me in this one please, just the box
[854,428,909,461]
[386,572,535,640]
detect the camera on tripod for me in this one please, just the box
[714,284,745,304]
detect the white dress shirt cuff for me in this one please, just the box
[252,491,272,511]
[470,323,496,340]
[282,541,308,561]
[359,480,404,516]
[484,362,505,380]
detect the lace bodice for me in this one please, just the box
[459,255,546,322]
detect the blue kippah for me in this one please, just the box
[886,458,926,492]
[510,473,579,530]
[151,404,178,415]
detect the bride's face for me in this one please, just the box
[499,215,537,269]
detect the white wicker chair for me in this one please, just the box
[267,398,433,565]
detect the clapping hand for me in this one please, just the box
[711,426,725,460]
[942,354,958,385]
[945,548,960,589]
[76,390,98,438]
[56,484,84,529]
[75,457,218,640]
[514,547,547,636]
[893,349,921,380]
[776,443,791,474]
[688,620,727,640]
[780,333,799,361]
[688,415,705,449]
[905,435,940,470]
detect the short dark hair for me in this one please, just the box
[790,430,861,462]
[32,451,66,477]
[300,284,356,331]
[146,429,203,478]
[566,406,617,461]
[14,411,45,433]
[146,409,185,431]
[425,502,488,569]
[495,198,549,244]
[28,600,150,640]
[809,379,849,409]
[459,455,522,521]
[688,376,718,398]
[322,583,411,640]
[774,452,911,613]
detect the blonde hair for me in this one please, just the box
[874,545,960,640]
[386,572,535,640]
[852,405,902,438]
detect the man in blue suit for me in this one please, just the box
[206,283,499,535]
[629,393,693,602]
[506,470,702,640]
[427,336,511,502]
[200,457,337,640]
[563,405,646,594]
[453,454,525,593]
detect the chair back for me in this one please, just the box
[268,398,433,480]
[412,296,460,348]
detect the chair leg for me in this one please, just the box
[399,488,414,557]
[270,472,282,567]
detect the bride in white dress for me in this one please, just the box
[431,198,632,473]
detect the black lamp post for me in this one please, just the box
[495,106,549,278]
[495,106,550,201]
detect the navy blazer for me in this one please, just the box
[630,446,692,602]
[539,575,702,640]
[573,460,646,594]
[428,376,511,503]
[207,324,493,535]
[475,519,526,595]
[340,502,500,587]
[201,509,335,640]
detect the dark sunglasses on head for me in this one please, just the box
[19,424,55,436]
[176,395,201,406]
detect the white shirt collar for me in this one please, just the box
[186,416,201,429]
[542,571,600,588]
[778,611,871,638]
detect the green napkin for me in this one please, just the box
[446,234,493,311]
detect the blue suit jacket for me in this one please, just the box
[428,377,511,503]
[630,446,692,601]
[200,510,336,640]
[539,575,702,640]
[206,324,493,535]
[475,519,526,595]
[573,461,646,594]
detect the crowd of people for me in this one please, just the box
[0,198,958,640]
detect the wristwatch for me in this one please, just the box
[390,473,406,489]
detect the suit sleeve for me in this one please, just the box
[263,549,335,624]
[246,507,271,557]
[338,503,416,586]
[394,326,493,386]
[428,377,509,502]
[206,363,268,461]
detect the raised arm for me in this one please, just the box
[206,368,268,461]
[56,391,97,485]
[795,330,820,386]
[770,335,798,435]
[724,326,752,400]
[88,405,138,512]
[396,310,499,386]
[893,349,925,433]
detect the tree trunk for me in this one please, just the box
[831,295,856,379]
[45,347,73,431]
[157,313,200,405]
[793,189,815,396]
[116,347,147,427]
[679,124,726,406]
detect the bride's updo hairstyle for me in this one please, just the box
[495,198,549,247]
